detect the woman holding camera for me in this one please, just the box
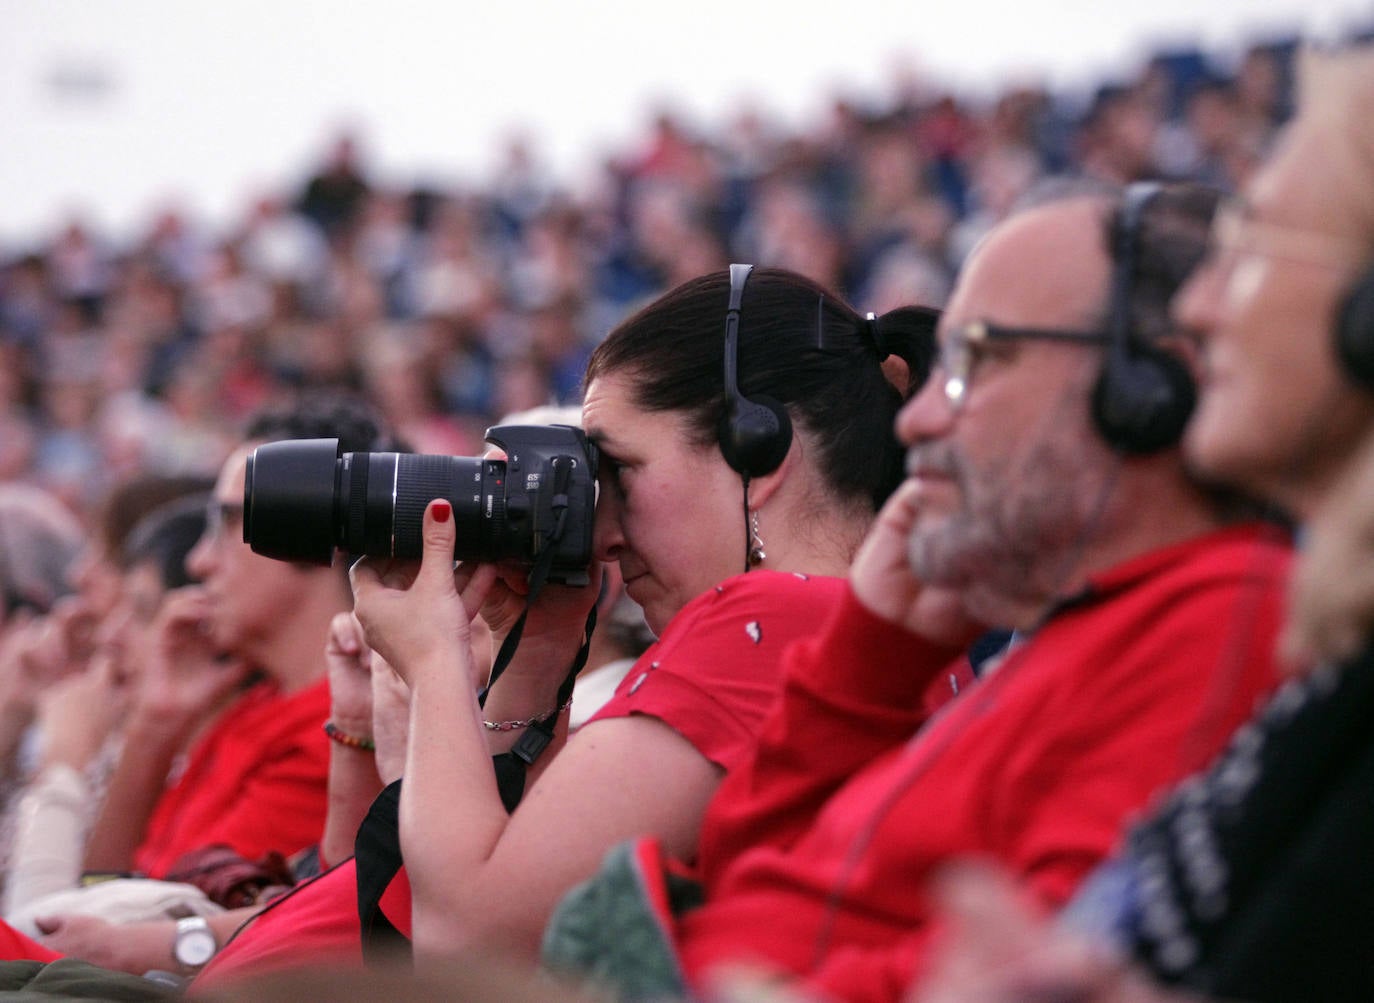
[349,266,942,964]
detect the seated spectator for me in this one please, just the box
[916,42,1374,1003]
[348,266,941,968]
[541,183,1291,1002]
[38,394,388,907]
[0,484,85,788]
[0,474,214,895]
[11,273,935,988]
[3,493,209,929]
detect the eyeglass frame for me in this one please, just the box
[204,501,246,543]
[937,320,1110,412]
[1205,199,1367,273]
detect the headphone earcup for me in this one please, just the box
[1335,266,1374,393]
[1091,344,1197,454]
[718,395,793,478]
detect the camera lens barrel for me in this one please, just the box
[244,425,594,580]
[245,440,512,564]
[384,453,499,561]
[242,438,339,564]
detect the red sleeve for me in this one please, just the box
[0,918,61,962]
[697,587,965,888]
[589,573,848,773]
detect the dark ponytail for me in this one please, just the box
[585,268,938,510]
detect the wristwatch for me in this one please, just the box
[173,916,217,970]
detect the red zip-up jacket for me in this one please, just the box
[678,525,1290,1002]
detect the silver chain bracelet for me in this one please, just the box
[483,695,574,732]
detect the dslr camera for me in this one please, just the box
[242,424,598,585]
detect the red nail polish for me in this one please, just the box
[433,500,451,523]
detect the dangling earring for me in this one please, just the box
[748,510,766,567]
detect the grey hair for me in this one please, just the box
[0,484,84,617]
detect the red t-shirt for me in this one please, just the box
[135,677,332,878]
[587,571,856,771]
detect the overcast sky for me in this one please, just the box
[2,0,1370,249]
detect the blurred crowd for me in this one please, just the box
[0,31,1341,525]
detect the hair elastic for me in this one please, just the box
[863,312,890,361]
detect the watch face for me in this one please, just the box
[175,918,217,968]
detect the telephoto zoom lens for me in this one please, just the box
[338,450,516,561]
[243,425,596,583]
[243,439,516,564]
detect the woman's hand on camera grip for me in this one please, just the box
[474,558,602,667]
[351,500,497,689]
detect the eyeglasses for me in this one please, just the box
[937,320,1109,412]
[1205,200,1365,273]
[205,501,245,542]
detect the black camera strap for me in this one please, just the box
[481,473,597,770]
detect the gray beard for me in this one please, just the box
[906,419,1119,617]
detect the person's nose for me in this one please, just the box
[895,367,957,447]
[67,547,99,596]
[592,487,625,565]
[185,529,215,582]
[1172,258,1224,343]
[94,600,136,661]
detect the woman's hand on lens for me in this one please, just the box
[351,499,497,688]
[851,480,980,647]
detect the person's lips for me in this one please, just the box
[905,455,956,486]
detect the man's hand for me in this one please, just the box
[851,480,980,647]
[34,913,174,974]
[135,588,250,733]
[37,654,132,770]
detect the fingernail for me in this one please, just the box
[433,500,451,523]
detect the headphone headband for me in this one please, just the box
[717,264,793,479]
[1090,182,1198,454]
[1107,181,1163,356]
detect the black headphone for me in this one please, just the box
[1090,183,1199,454]
[718,263,794,479]
[1336,264,1374,393]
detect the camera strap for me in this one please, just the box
[478,451,585,724]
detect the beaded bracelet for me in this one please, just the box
[323,721,376,751]
[483,695,574,733]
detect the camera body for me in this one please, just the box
[243,424,598,585]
